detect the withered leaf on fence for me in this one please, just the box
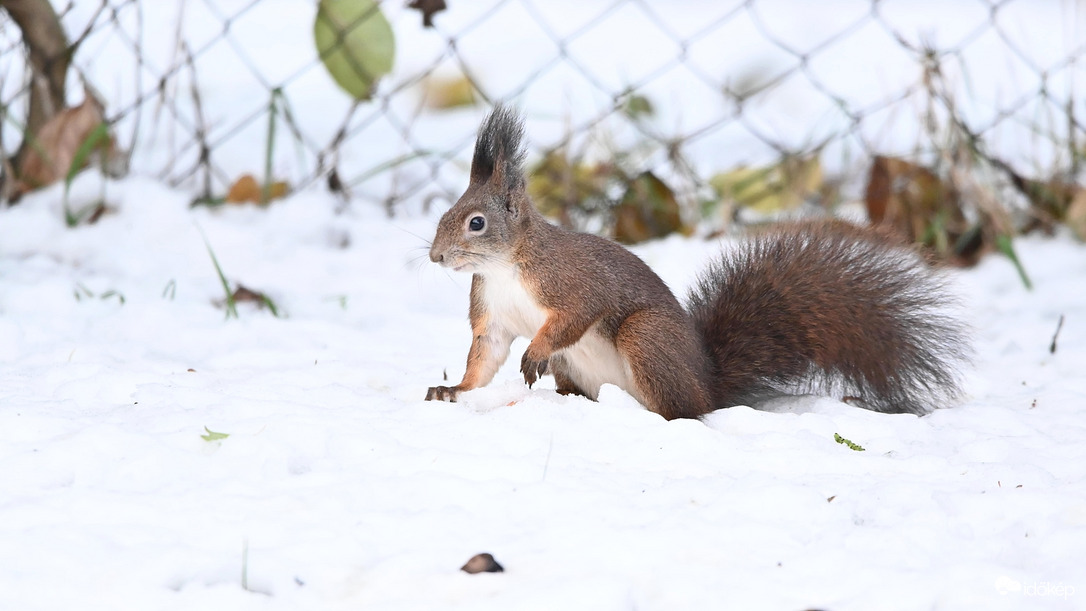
[421,74,477,110]
[407,0,447,28]
[612,171,687,244]
[709,154,822,215]
[225,174,290,205]
[865,156,947,238]
[527,150,613,227]
[1021,178,1075,226]
[620,92,655,121]
[1015,177,1086,240]
[864,155,983,264]
[15,90,118,196]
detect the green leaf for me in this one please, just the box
[834,433,865,452]
[621,92,655,121]
[201,426,230,442]
[314,0,395,101]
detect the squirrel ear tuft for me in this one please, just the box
[470,103,527,193]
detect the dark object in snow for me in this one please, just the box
[232,284,268,304]
[424,105,970,418]
[461,553,503,574]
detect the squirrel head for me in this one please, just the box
[430,104,533,272]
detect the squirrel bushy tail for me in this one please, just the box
[686,221,970,415]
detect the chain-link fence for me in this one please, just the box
[1,0,1084,219]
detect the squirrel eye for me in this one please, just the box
[468,216,485,232]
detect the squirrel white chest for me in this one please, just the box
[477,265,636,401]
[477,265,547,338]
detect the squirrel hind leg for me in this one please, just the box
[549,354,591,398]
[614,309,714,420]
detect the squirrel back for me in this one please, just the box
[426,105,969,418]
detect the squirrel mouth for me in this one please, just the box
[439,252,476,272]
[442,257,469,272]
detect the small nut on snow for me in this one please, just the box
[460,552,503,574]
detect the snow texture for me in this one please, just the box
[1,177,1084,611]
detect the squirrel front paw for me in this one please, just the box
[519,351,549,388]
[425,385,461,402]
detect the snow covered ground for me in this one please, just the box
[0,176,1084,610]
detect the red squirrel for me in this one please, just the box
[425,105,969,419]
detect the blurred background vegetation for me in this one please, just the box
[1,0,1084,280]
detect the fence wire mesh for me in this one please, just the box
[1,0,1084,216]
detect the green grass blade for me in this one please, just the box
[261,294,281,318]
[63,122,112,227]
[995,234,1033,290]
[197,227,238,319]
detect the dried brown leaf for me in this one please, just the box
[865,156,948,240]
[613,171,685,244]
[232,284,267,303]
[527,150,612,227]
[225,173,290,205]
[16,89,117,194]
[408,0,446,28]
[864,155,984,265]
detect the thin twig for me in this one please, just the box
[1050,314,1065,355]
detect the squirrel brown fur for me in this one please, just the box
[425,105,969,419]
